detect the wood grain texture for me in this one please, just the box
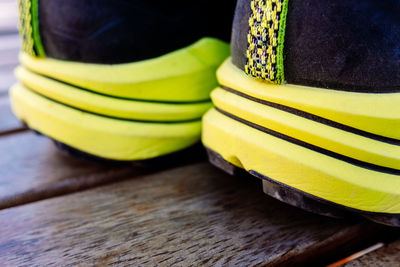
[0,35,19,95]
[344,241,400,267]
[0,162,385,266]
[0,130,206,210]
[0,0,18,34]
[0,34,20,50]
[0,131,144,209]
[0,35,20,69]
[0,96,25,135]
[0,34,20,65]
[0,46,19,68]
[0,70,15,95]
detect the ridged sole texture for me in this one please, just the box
[10,38,230,161]
[202,58,400,227]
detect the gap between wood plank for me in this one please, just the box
[0,130,206,210]
[342,239,400,266]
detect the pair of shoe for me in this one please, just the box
[13,0,234,160]
[11,0,400,226]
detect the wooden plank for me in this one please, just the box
[0,96,24,135]
[0,161,388,266]
[0,49,19,68]
[343,240,400,266]
[0,52,19,67]
[0,131,146,209]
[0,0,18,34]
[0,130,205,210]
[0,34,20,95]
[0,70,16,95]
[0,34,20,51]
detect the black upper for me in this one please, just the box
[38,0,236,64]
[231,0,400,93]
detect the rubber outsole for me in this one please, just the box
[10,84,202,161]
[20,38,230,102]
[202,108,400,226]
[15,66,212,122]
[206,147,400,226]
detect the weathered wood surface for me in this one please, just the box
[0,130,206,210]
[0,0,19,95]
[0,0,18,34]
[0,32,24,134]
[0,34,19,95]
[344,241,400,266]
[0,131,133,209]
[0,34,20,67]
[0,162,387,266]
[0,70,16,95]
[0,95,25,135]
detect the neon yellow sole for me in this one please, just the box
[21,38,230,102]
[218,58,400,140]
[15,66,212,122]
[11,84,201,160]
[211,87,400,170]
[202,108,400,214]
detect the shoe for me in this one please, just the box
[202,0,400,226]
[11,0,236,161]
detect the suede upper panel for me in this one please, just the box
[38,0,236,64]
[284,0,400,92]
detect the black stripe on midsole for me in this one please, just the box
[20,84,202,124]
[222,86,400,146]
[215,107,400,175]
[22,65,211,104]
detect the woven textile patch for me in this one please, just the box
[18,0,45,57]
[19,0,35,56]
[245,0,289,84]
